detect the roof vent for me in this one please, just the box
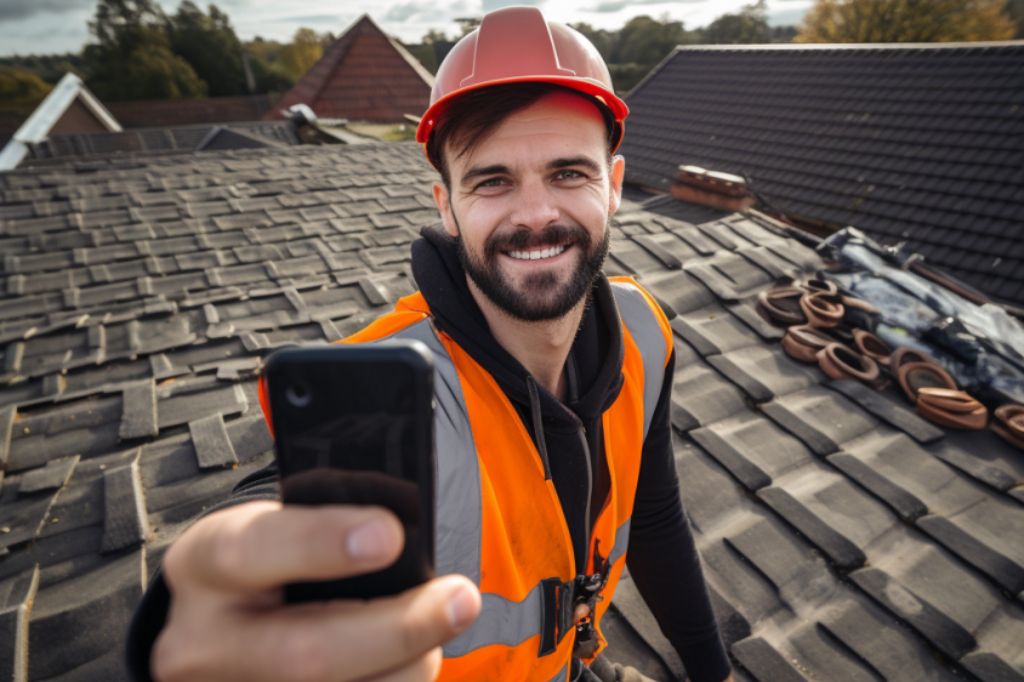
[671,164,754,212]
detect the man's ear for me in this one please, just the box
[608,154,625,216]
[433,181,459,237]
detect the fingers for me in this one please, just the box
[155,574,480,682]
[248,575,480,682]
[362,649,442,682]
[163,501,405,594]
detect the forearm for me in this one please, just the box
[627,353,731,682]
[126,461,281,680]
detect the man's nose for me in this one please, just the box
[509,178,560,230]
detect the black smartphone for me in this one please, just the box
[263,341,435,602]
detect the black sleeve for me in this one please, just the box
[625,352,731,682]
[125,463,281,681]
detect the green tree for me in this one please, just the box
[795,0,1016,42]
[167,1,246,96]
[0,67,53,115]
[454,17,481,36]
[568,22,615,61]
[703,0,772,43]
[83,0,205,100]
[277,28,324,81]
[611,15,688,65]
[0,55,82,85]
[1007,0,1024,37]
[243,36,295,92]
[401,29,452,74]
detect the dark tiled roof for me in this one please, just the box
[270,15,433,123]
[622,43,1024,307]
[24,121,301,163]
[0,142,1021,680]
[106,95,275,129]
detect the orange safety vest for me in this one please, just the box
[259,276,672,682]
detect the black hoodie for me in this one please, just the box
[126,229,731,682]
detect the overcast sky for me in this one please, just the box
[0,0,812,57]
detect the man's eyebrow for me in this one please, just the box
[548,156,602,173]
[460,164,510,186]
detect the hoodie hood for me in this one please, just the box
[411,226,624,422]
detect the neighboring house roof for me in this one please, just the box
[105,94,274,129]
[269,14,433,123]
[0,72,121,171]
[622,42,1024,308]
[22,120,302,163]
[0,142,1022,680]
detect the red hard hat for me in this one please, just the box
[416,6,629,158]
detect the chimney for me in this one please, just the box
[671,164,755,212]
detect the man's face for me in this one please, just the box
[433,92,625,322]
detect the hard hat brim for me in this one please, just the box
[415,75,629,153]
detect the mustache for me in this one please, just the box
[484,224,591,259]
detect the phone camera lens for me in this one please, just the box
[286,382,312,408]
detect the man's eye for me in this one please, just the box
[555,169,586,181]
[475,177,506,190]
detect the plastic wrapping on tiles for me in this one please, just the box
[822,230,1024,360]
[819,228,1024,404]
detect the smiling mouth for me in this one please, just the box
[506,244,569,261]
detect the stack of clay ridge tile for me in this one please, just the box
[0,141,1021,681]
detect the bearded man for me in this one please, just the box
[128,8,733,682]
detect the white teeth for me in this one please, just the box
[507,245,567,261]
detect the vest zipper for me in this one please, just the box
[525,375,593,574]
[573,420,593,575]
[525,376,552,480]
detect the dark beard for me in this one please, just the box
[455,221,610,322]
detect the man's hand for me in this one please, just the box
[152,501,480,681]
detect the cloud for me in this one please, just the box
[0,0,90,21]
[384,2,426,22]
[767,7,809,26]
[587,0,699,13]
[275,14,348,24]
[482,0,544,11]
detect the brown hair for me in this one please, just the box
[426,82,616,188]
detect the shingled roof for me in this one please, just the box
[0,141,1022,681]
[106,94,274,130]
[0,73,121,171]
[621,42,1024,308]
[22,120,303,163]
[269,15,433,123]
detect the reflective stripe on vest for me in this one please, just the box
[390,319,482,586]
[385,281,669,668]
[610,281,668,440]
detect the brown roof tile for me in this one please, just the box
[270,15,432,122]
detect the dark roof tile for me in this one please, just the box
[670,303,760,356]
[690,410,809,492]
[18,455,79,494]
[0,474,63,551]
[819,599,964,681]
[730,637,807,682]
[827,452,928,522]
[762,386,878,456]
[188,413,239,470]
[119,380,158,440]
[640,270,716,316]
[100,452,149,553]
[670,361,747,432]
[825,379,944,444]
[917,516,1024,595]
[1,140,1021,679]
[757,486,866,570]
[708,346,819,402]
[624,44,1024,304]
